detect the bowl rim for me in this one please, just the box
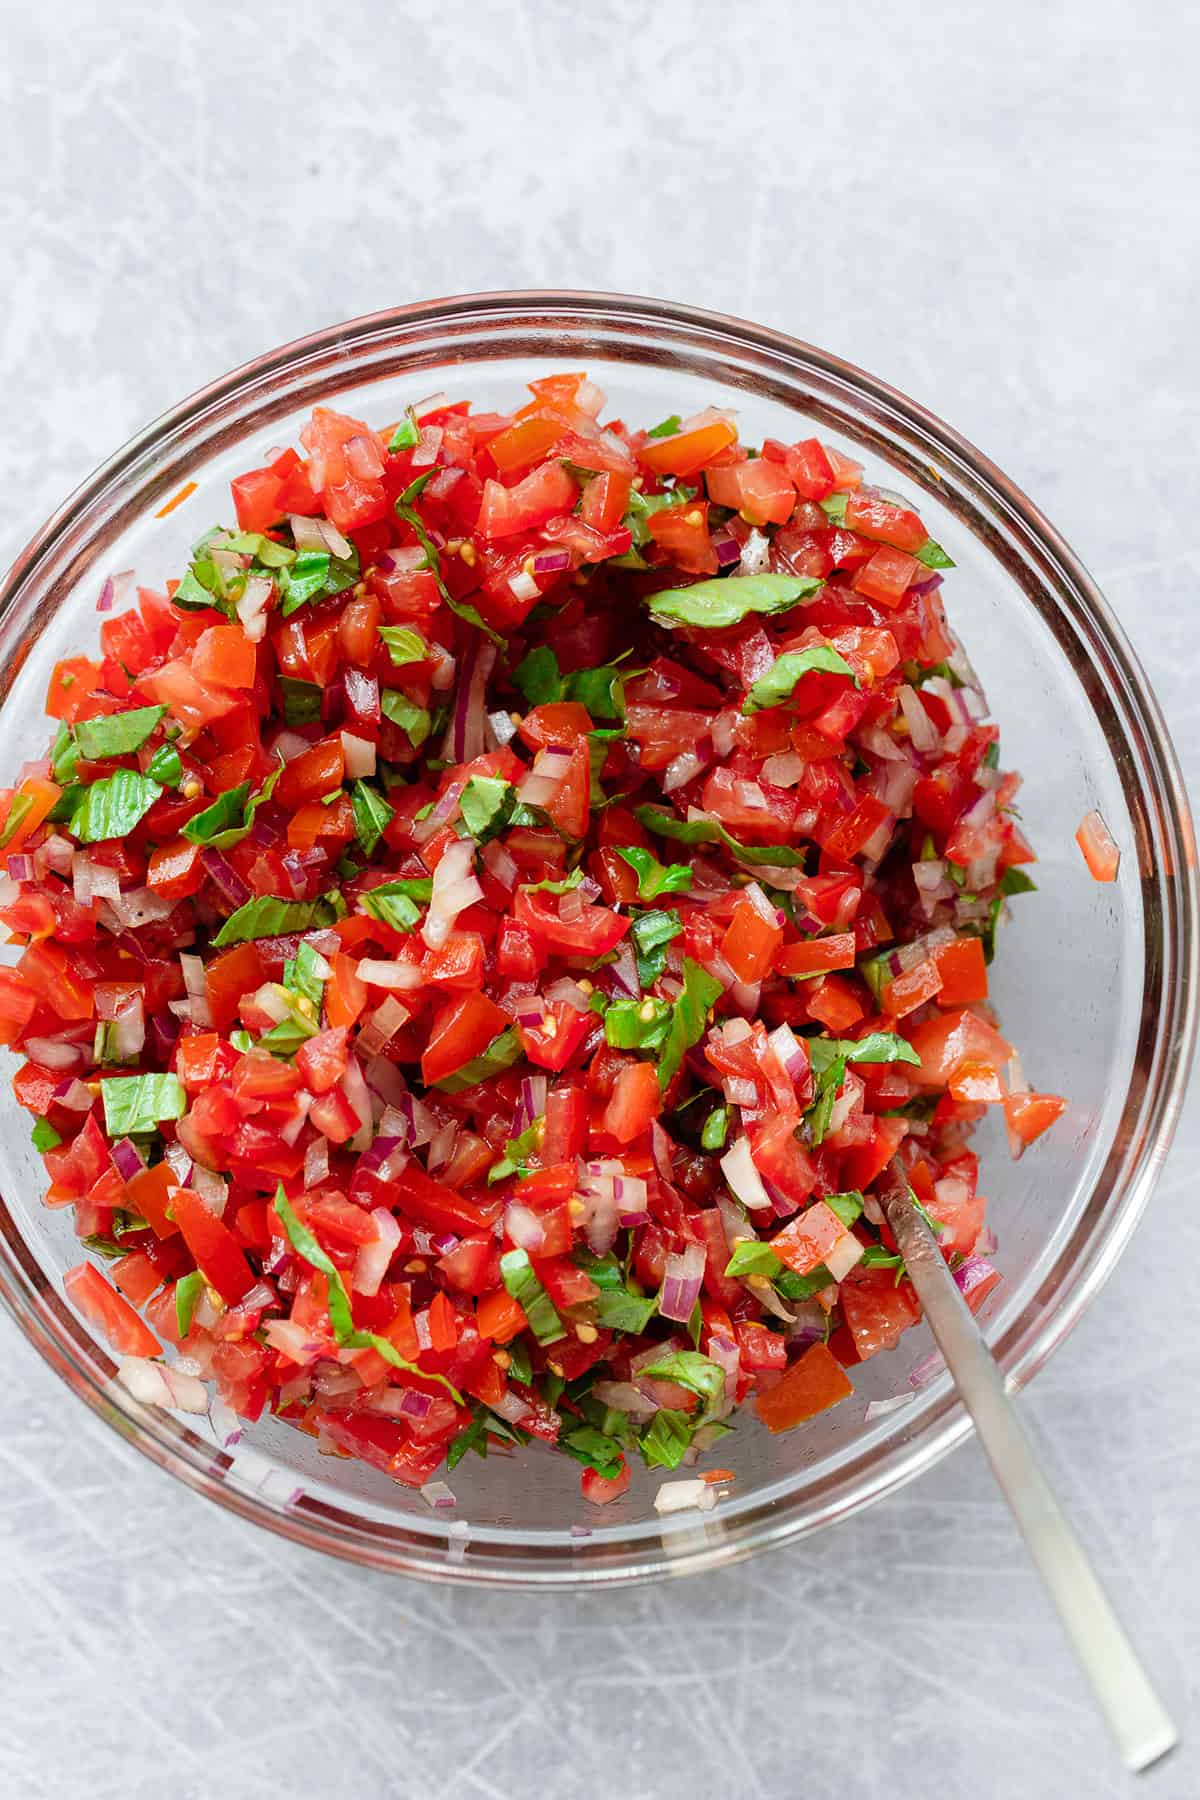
[1,287,1196,1587]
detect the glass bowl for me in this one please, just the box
[0,292,1194,1588]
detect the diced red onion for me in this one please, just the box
[163,1140,193,1184]
[864,1394,915,1422]
[592,1380,659,1419]
[481,837,518,891]
[356,958,424,991]
[514,1074,548,1134]
[723,1075,758,1108]
[426,1118,459,1174]
[25,1038,84,1070]
[824,1232,865,1281]
[658,1242,705,1323]
[96,576,115,613]
[662,739,713,793]
[532,547,572,576]
[110,1137,146,1180]
[490,1390,534,1426]
[711,528,741,568]
[201,849,251,908]
[898,684,939,753]
[654,1478,717,1517]
[303,1137,329,1189]
[191,1166,228,1216]
[6,853,34,882]
[209,1397,243,1448]
[909,1349,945,1388]
[441,636,497,768]
[608,941,641,999]
[860,810,897,864]
[767,1022,808,1082]
[356,996,411,1057]
[545,975,590,1010]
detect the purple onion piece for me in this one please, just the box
[110,1137,146,1181]
[200,848,251,908]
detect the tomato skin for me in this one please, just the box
[706,459,796,526]
[770,1201,848,1276]
[64,1263,162,1358]
[1003,1091,1066,1149]
[601,1060,661,1146]
[581,1458,631,1504]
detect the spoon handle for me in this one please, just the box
[883,1184,1177,1773]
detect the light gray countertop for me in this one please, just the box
[1,4,1197,1795]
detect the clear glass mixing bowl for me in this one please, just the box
[0,293,1194,1587]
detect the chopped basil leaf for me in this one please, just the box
[75,705,167,761]
[641,1347,726,1416]
[51,721,81,784]
[829,1031,921,1067]
[861,1244,905,1271]
[351,781,395,857]
[447,1410,490,1470]
[183,781,252,845]
[433,1025,523,1094]
[100,1072,186,1137]
[279,676,323,724]
[635,803,805,868]
[559,1424,625,1479]
[505,1336,533,1388]
[520,868,585,896]
[616,845,692,900]
[273,1186,462,1400]
[741,646,858,715]
[647,573,823,632]
[647,414,682,439]
[914,537,955,570]
[223,530,295,569]
[457,774,515,844]
[69,771,163,843]
[631,908,682,989]
[145,742,183,787]
[513,645,561,707]
[605,996,671,1054]
[31,1116,62,1152]
[1001,867,1037,897]
[284,940,326,1013]
[229,1029,254,1053]
[175,1269,204,1337]
[362,876,434,904]
[388,411,420,451]
[819,492,849,525]
[487,1116,543,1185]
[640,1408,693,1470]
[511,646,626,721]
[172,564,233,617]
[378,625,428,666]
[658,957,723,1090]
[278,544,360,618]
[359,889,422,933]
[381,689,432,747]
[258,1010,319,1056]
[190,768,281,851]
[592,1286,659,1334]
[211,891,344,947]
[825,1189,865,1230]
[499,1247,565,1346]
[724,1240,785,1280]
[395,481,504,646]
[0,793,34,849]
[701,1103,730,1150]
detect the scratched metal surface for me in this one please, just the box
[1,4,1197,1795]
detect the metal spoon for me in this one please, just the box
[882,1175,1177,1774]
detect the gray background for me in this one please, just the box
[1,3,1197,1796]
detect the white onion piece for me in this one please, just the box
[357,959,424,990]
[420,1480,457,1510]
[236,573,274,643]
[117,1357,209,1415]
[505,1202,546,1253]
[518,745,572,811]
[761,751,805,788]
[353,1209,401,1297]
[738,528,771,575]
[898,684,939,752]
[340,732,376,778]
[720,1136,772,1210]
[654,1478,718,1516]
[824,1232,865,1281]
[422,838,480,950]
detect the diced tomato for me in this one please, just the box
[839,1269,921,1360]
[170,1188,256,1304]
[64,1263,163,1358]
[602,1060,661,1145]
[1003,1091,1067,1150]
[754,1342,854,1432]
[1075,809,1120,882]
[421,991,509,1086]
[706,458,796,526]
[770,1202,849,1277]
